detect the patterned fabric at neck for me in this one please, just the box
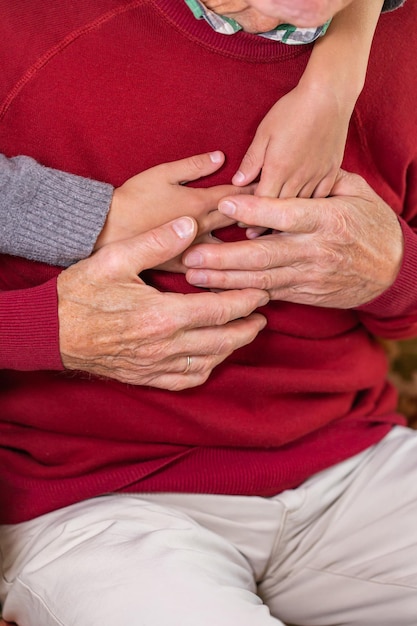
[184,0,331,43]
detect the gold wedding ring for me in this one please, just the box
[184,355,192,374]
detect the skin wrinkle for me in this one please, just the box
[242,0,354,26]
[202,0,284,32]
[202,0,355,30]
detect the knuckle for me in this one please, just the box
[317,243,344,271]
[245,322,263,344]
[194,370,212,388]
[287,173,305,191]
[276,209,295,231]
[201,358,217,378]
[188,154,206,172]
[214,332,235,356]
[97,245,122,275]
[256,272,274,291]
[240,150,260,171]
[282,170,309,195]
[211,306,231,327]
[330,209,353,241]
[148,229,171,252]
[261,162,282,179]
[221,333,236,355]
[252,242,274,270]
[181,361,214,389]
[204,297,233,326]
[142,303,181,340]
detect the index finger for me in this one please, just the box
[163,151,225,184]
[173,287,269,330]
[196,182,257,210]
[218,194,328,234]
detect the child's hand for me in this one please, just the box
[232,81,352,236]
[95,151,245,251]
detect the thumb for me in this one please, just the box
[98,217,197,279]
[163,151,225,184]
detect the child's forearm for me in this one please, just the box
[299,0,384,108]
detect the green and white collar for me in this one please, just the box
[184,0,330,44]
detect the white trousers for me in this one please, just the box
[1,426,417,626]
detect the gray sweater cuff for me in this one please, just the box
[0,155,114,267]
[382,0,406,11]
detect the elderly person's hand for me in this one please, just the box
[183,170,404,309]
[58,217,268,391]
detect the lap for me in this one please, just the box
[265,425,417,625]
[0,495,282,626]
[2,426,417,626]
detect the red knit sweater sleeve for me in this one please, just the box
[356,219,417,339]
[0,278,64,370]
[352,1,417,341]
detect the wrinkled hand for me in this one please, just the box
[184,171,404,309]
[95,152,243,266]
[58,217,268,391]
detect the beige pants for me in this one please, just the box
[1,426,417,626]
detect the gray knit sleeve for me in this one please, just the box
[382,0,406,11]
[0,154,114,267]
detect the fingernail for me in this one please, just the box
[219,200,237,216]
[184,251,203,267]
[209,151,223,163]
[172,217,195,239]
[232,171,245,184]
[188,270,208,285]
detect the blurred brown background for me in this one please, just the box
[384,338,417,428]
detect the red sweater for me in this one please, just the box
[1,0,417,524]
